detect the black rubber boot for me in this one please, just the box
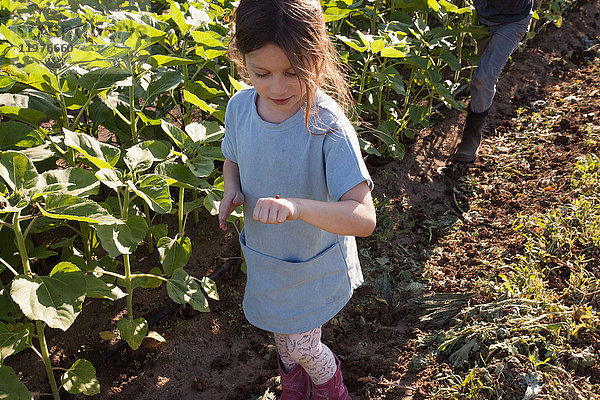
[453,106,489,163]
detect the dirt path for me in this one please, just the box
[6,1,600,399]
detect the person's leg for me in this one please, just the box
[274,332,312,400]
[274,327,349,399]
[470,16,532,113]
[455,15,531,162]
[277,328,337,385]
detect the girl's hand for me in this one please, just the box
[253,196,298,224]
[219,191,245,231]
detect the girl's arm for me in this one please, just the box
[253,181,376,237]
[218,159,245,231]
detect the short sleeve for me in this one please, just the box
[324,124,373,201]
[221,101,237,163]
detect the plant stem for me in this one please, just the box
[128,59,138,143]
[0,256,19,276]
[124,254,134,322]
[131,273,168,282]
[67,147,75,167]
[377,58,387,125]
[72,93,95,128]
[59,92,70,130]
[181,39,191,127]
[178,187,185,237]
[89,269,125,280]
[357,55,372,105]
[36,321,61,400]
[13,211,31,275]
[80,222,92,264]
[402,67,416,119]
[143,202,153,253]
[121,189,134,321]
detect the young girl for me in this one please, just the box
[218,0,376,398]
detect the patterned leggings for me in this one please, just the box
[273,327,337,385]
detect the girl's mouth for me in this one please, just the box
[271,96,292,105]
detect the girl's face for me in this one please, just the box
[244,43,305,124]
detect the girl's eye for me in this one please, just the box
[285,72,297,77]
[254,72,268,78]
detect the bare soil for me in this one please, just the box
[5,1,600,399]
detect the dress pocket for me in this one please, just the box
[239,230,351,333]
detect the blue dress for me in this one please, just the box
[222,88,373,334]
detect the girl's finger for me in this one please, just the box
[277,208,287,223]
[268,207,279,224]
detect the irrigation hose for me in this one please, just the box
[40,258,238,400]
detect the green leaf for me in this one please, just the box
[130,267,163,289]
[0,151,38,192]
[79,66,131,91]
[200,277,219,301]
[195,145,224,160]
[95,215,148,257]
[0,365,32,400]
[146,70,183,101]
[0,321,31,362]
[185,122,208,143]
[358,137,381,156]
[117,317,148,350]
[149,223,168,241]
[0,291,23,322]
[68,48,107,64]
[380,66,407,96]
[0,25,26,48]
[185,155,214,178]
[371,38,386,53]
[427,0,440,11]
[149,55,197,68]
[95,169,124,190]
[377,121,406,160]
[380,47,407,58]
[183,198,203,214]
[0,75,16,92]
[37,168,100,197]
[0,106,46,126]
[124,146,153,174]
[168,1,190,34]
[138,140,171,161]
[190,31,224,48]
[39,194,120,225]
[129,174,172,214]
[10,262,86,331]
[185,5,212,28]
[0,122,35,149]
[167,268,209,312]
[203,189,221,216]
[160,120,190,149]
[83,275,126,300]
[64,129,121,169]
[29,245,58,260]
[439,0,458,12]
[61,359,100,395]
[440,49,462,71]
[157,236,192,275]
[19,90,62,121]
[20,143,56,163]
[155,161,204,189]
[336,35,367,52]
[228,75,248,92]
[183,90,217,114]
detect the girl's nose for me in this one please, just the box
[271,76,287,94]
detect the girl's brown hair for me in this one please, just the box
[228,0,352,129]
